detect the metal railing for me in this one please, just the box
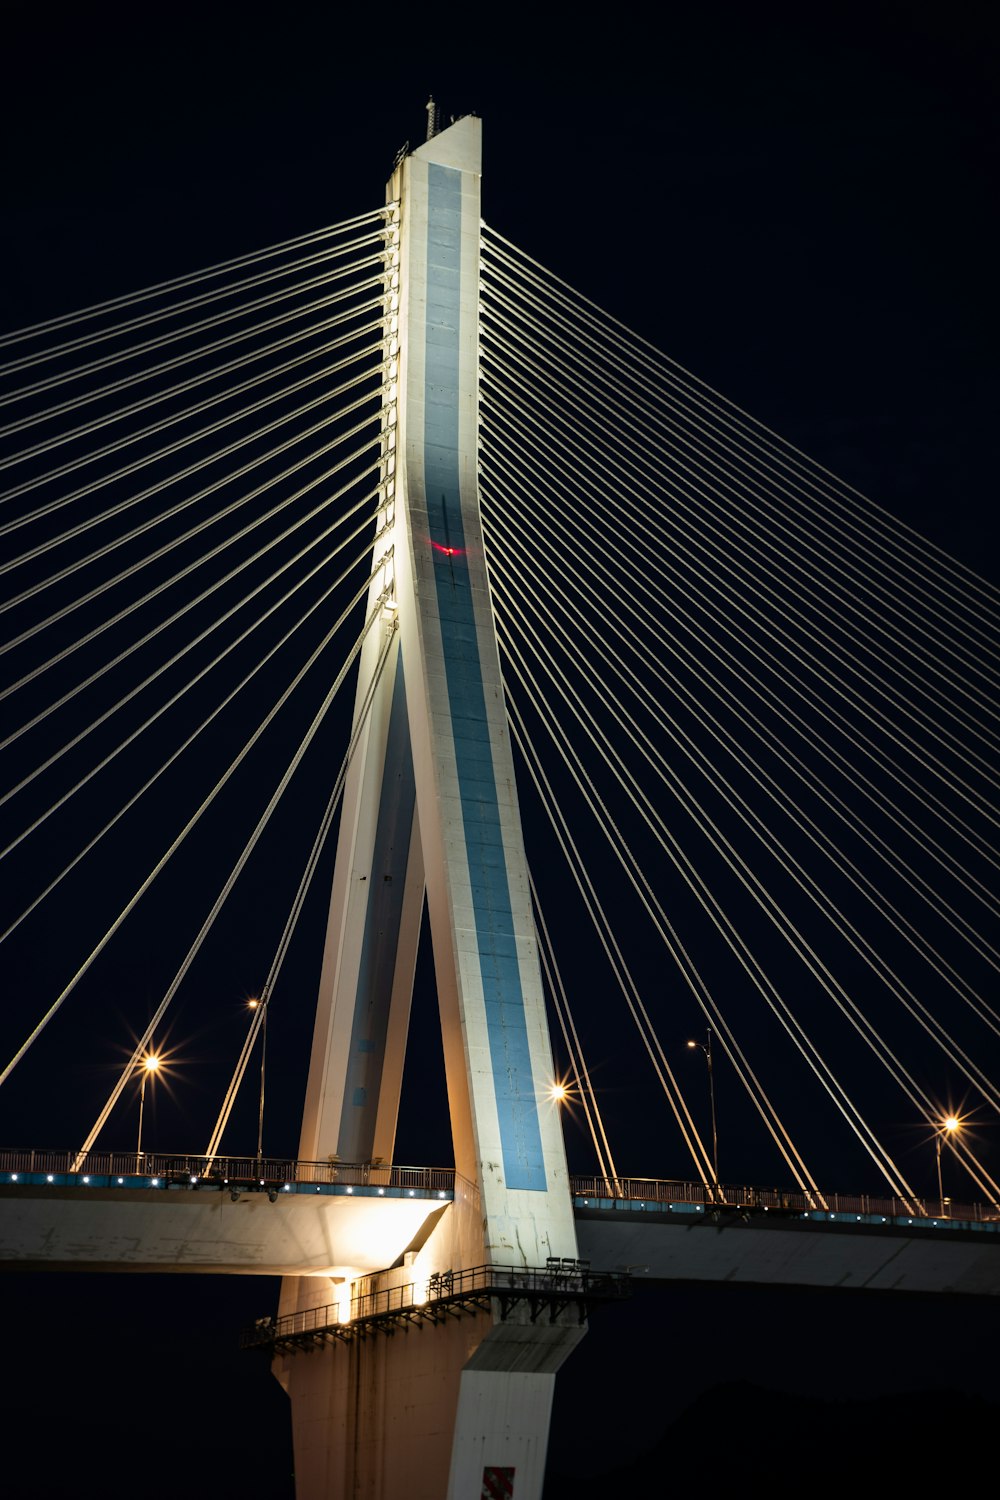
[243,1261,631,1349]
[2,1151,994,1223]
[569,1174,1000,1223]
[0,1148,458,1195]
[350,1261,624,1321]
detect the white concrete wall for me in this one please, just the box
[277,113,585,1499]
[392,116,578,1271]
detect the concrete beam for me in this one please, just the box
[576,1208,1000,1296]
[0,1184,449,1276]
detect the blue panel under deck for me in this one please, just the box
[424,163,545,1191]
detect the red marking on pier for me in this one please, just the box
[482,1466,515,1498]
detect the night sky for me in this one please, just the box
[1,7,998,1497]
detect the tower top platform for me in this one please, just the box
[412,113,481,175]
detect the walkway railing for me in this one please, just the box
[569,1175,1000,1224]
[0,1149,458,1194]
[242,1261,631,1350]
[2,1153,995,1223]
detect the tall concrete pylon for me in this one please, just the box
[275,115,585,1499]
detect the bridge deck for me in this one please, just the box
[0,1155,459,1275]
[1,1156,997,1290]
[574,1196,1000,1297]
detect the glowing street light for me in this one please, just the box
[548,1081,569,1105]
[935,1115,960,1215]
[135,1053,160,1172]
[686,1027,719,1189]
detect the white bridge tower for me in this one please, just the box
[275,114,585,1499]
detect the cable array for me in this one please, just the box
[0,201,995,1211]
[480,224,999,1205]
[0,208,396,1157]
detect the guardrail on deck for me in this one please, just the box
[568,1175,1000,1224]
[1,1153,994,1223]
[0,1148,459,1195]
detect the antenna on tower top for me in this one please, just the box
[425,96,439,141]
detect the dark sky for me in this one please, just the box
[1,6,998,1497]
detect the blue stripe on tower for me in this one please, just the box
[338,653,416,1158]
[423,162,546,1192]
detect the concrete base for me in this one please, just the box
[277,1310,482,1499]
[274,1300,585,1499]
[448,1319,587,1499]
[449,1370,557,1499]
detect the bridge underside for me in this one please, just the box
[0,1183,449,1275]
[4,1188,999,1295]
[575,1208,1000,1297]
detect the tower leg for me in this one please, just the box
[278,111,586,1499]
[279,1315,483,1500]
[447,1318,586,1499]
[277,1304,584,1499]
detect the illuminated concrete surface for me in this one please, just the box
[4,1185,998,1295]
[0,1182,449,1275]
[280,111,580,1500]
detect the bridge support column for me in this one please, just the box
[277,1306,584,1500]
[447,1321,586,1497]
[278,112,582,1497]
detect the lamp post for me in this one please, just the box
[935,1115,959,1215]
[249,998,267,1165]
[135,1053,160,1172]
[686,1027,719,1189]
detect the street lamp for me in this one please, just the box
[686,1027,719,1188]
[135,1053,160,1171]
[249,998,268,1164]
[935,1115,960,1215]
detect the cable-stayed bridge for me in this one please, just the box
[1,114,997,1498]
